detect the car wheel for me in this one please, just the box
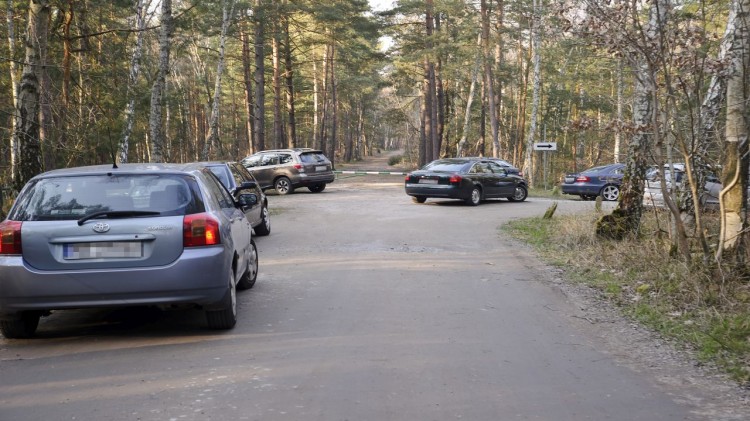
[412,196,427,204]
[508,186,528,202]
[237,239,259,290]
[308,184,326,193]
[465,187,481,206]
[601,185,620,201]
[274,177,293,195]
[206,270,237,329]
[254,205,271,236]
[0,311,41,339]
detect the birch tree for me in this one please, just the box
[202,0,235,160]
[13,0,49,190]
[149,0,173,163]
[524,0,542,187]
[717,0,750,261]
[6,0,20,179]
[119,0,148,164]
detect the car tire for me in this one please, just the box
[237,239,259,290]
[508,186,528,202]
[308,184,326,193]
[0,312,41,339]
[601,185,620,201]
[465,187,481,206]
[254,205,271,236]
[412,196,427,204]
[206,271,237,329]
[274,177,294,195]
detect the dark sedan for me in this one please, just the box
[561,163,624,201]
[405,158,528,206]
[202,161,271,236]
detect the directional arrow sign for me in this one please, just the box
[533,142,557,151]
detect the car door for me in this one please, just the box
[488,161,516,196]
[229,163,262,226]
[243,153,274,190]
[202,170,251,269]
[468,162,499,197]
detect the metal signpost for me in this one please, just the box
[533,142,557,189]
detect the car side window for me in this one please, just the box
[488,162,506,174]
[279,153,293,164]
[243,155,261,168]
[260,154,278,166]
[203,170,235,210]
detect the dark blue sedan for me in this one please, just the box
[561,163,625,201]
[405,158,528,206]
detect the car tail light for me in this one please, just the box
[0,221,22,255]
[575,175,590,182]
[183,213,221,247]
[294,163,304,172]
[449,174,462,184]
[518,171,524,177]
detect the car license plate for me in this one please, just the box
[315,165,327,171]
[64,241,142,260]
[419,179,438,184]
[564,177,575,183]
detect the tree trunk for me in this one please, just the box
[457,33,482,157]
[596,0,669,240]
[717,0,750,261]
[481,0,500,158]
[271,19,284,149]
[240,22,255,156]
[253,0,266,152]
[283,5,297,148]
[524,0,541,188]
[13,0,49,189]
[119,0,146,164]
[329,42,338,169]
[202,0,234,160]
[149,0,173,163]
[6,0,20,179]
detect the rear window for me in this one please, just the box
[299,152,328,163]
[423,161,468,172]
[9,174,202,221]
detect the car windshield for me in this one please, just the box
[10,174,200,221]
[422,161,467,172]
[581,165,613,175]
[207,166,231,187]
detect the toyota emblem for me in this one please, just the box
[92,222,111,233]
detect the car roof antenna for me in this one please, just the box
[107,128,118,169]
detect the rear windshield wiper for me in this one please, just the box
[77,210,161,226]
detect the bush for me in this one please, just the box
[388,155,403,166]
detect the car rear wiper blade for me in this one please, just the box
[77,210,162,226]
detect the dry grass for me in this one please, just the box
[503,210,750,384]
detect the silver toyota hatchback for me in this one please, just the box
[0,163,259,338]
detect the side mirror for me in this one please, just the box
[234,180,257,194]
[237,193,258,208]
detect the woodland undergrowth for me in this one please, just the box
[504,207,750,384]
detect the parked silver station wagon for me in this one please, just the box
[0,163,259,338]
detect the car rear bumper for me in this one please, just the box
[405,184,468,199]
[560,184,602,196]
[0,247,230,316]
[296,172,335,186]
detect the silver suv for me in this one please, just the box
[241,148,335,195]
[0,163,258,337]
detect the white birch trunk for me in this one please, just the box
[718,0,750,258]
[202,0,235,160]
[457,33,482,157]
[149,0,172,163]
[6,0,19,179]
[13,0,49,189]
[524,0,541,187]
[119,0,147,164]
